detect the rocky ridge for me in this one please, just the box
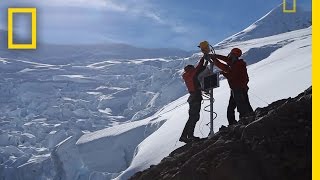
[131,87,312,180]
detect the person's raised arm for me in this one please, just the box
[207,54,230,73]
[195,56,205,70]
[194,55,209,76]
[214,59,230,73]
[214,54,232,65]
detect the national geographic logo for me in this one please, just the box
[7,8,37,49]
[283,0,297,13]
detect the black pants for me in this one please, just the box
[227,89,253,125]
[181,93,202,138]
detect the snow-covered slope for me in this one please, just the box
[75,27,311,180]
[218,3,311,45]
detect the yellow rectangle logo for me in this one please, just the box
[8,8,37,49]
[283,0,297,13]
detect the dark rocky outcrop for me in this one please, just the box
[130,87,312,180]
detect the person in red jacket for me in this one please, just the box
[210,48,253,125]
[179,55,208,143]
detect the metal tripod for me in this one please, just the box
[209,62,214,135]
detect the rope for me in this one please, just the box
[173,138,179,147]
[143,99,188,138]
[248,91,269,106]
[156,101,188,117]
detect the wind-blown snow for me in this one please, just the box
[217,3,311,45]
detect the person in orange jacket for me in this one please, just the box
[209,48,253,125]
[180,53,208,143]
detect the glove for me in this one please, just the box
[203,53,211,61]
[209,54,216,59]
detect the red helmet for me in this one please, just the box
[230,48,242,57]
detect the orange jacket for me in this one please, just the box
[182,57,206,93]
[214,54,249,90]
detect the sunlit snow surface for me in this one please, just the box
[217,4,311,45]
[104,27,311,180]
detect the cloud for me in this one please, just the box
[47,0,108,7]
[52,0,129,12]
[104,0,188,34]
[141,11,186,33]
[1,0,123,11]
[2,0,188,34]
[1,0,191,47]
[143,12,165,24]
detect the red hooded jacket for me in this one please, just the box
[214,54,249,90]
[182,57,206,93]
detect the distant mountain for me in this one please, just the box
[0,38,192,64]
[217,3,311,45]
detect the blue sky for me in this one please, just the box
[0,0,312,50]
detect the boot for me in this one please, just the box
[179,136,190,143]
[228,120,237,126]
[188,136,200,141]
